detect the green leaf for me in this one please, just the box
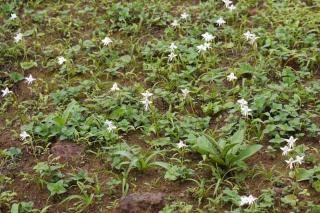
[152,161,169,169]
[2,3,14,13]
[295,168,315,181]
[208,153,226,166]
[229,127,246,145]
[83,40,95,48]
[149,137,171,147]
[10,203,19,213]
[312,180,320,192]
[110,108,126,119]
[164,165,180,181]
[192,136,216,155]
[120,55,131,64]
[23,29,34,37]
[221,143,238,158]
[53,116,66,127]
[4,147,21,159]
[230,144,262,165]
[222,188,240,206]
[281,194,298,206]
[9,72,24,82]
[20,61,37,70]
[47,180,67,196]
[33,162,50,174]
[114,150,133,159]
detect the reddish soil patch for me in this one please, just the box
[51,140,85,163]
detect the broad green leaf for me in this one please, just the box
[281,194,298,206]
[120,55,131,64]
[53,116,65,127]
[192,136,217,155]
[208,154,226,166]
[10,203,19,213]
[229,127,246,145]
[23,29,34,36]
[221,143,238,157]
[83,40,95,48]
[20,61,37,70]
[164,165,179,181]
[295,168,315,181]
[312,180,320,192]
[149,137,171,147]
[152,161,169,170]
[9,72,24,82]
[113,150,133,159]
[230,144,262,165]
[47,180,67,196]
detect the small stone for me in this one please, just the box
[118,192,165,213]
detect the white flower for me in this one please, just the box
[284,136,297,148]
[243,31,252,40]
[181,88,190,98]
[285,157,295,169]
[58,56,66,65]
[240,195,257,206]
[141,98,152,111]
[294,155,304,165]
[110,83,120,92]
[241,105,252,117]
[177,140,187,148]
[102,36,112,46]
[169,42,177,52]
[25,74,36,85]
[223,0,233,7]
[227,72,237,81]
[240,197,248,206]
[104,120,112,126]
[246,195,257,205]
[243,31,258,44]
[14,32,23,43]
[197,44,207,53]
[228,4,237,11]
[141,90,153,110]
[1,87,13,97]
[216,17,226,26]
[104,120,116,132]
[168,52,177,62]
[171,19,179,27]
[20,131,30,141]
[141,91,153,99]
[204,42,211,50]
[180,12,189,20]
[10,13,17,20]
[237,99,248,107]
[285,155,304,169]
[280,145,292,156]
[202,32,214,42]
[249,34,258,44]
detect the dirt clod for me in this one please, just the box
[118,192,166,213]
[51,141,84,162]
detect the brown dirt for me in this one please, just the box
[50,140,85,163]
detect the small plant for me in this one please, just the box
[189,126,262,170]
[10,201,34,213]
[163,164,194,181]
[0,175,16,210]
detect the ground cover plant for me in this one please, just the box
[1,0,320,212]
